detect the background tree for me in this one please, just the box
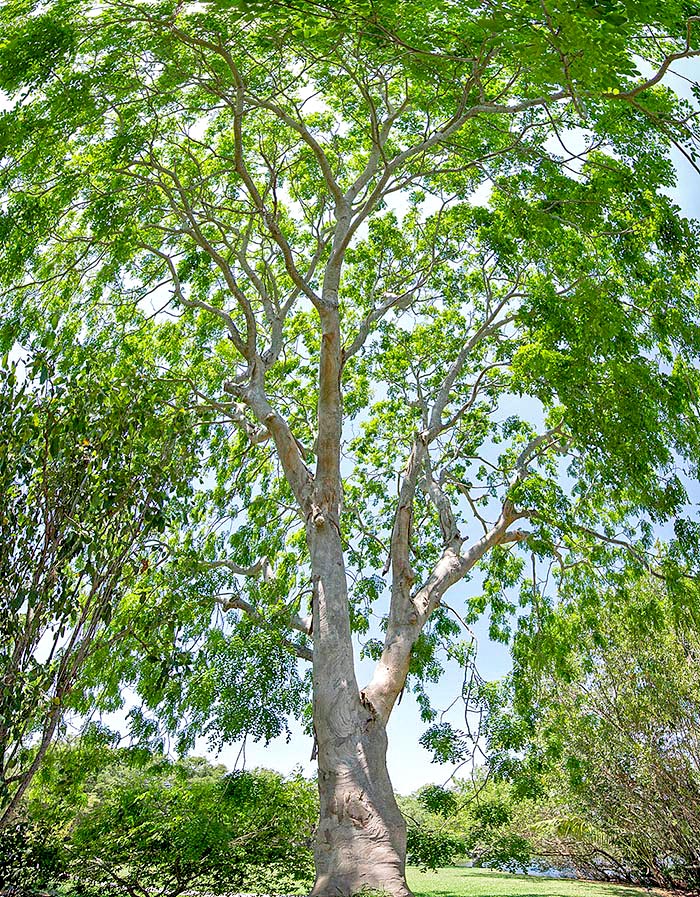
[0,319,201,827]
[2,1,700,893]
[399,778,541,874]
[0,732,317,897]
[399,785,467,871]
[482,577,700,889]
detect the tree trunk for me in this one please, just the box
[310,703,412,897]
[306,290,412,895]
[307,514,412,897]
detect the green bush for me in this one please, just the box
[0,820,64,896]
[482,577,700,888]
[406,825,467,870]
[65,762,315,896]
[13,740,317,897]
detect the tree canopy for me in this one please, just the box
[0,320,200,825]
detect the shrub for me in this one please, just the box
[0,819,64,896]
[406,825,467,870]
[17,740,317,897]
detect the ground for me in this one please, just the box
[405,868,661,897]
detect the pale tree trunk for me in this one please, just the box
[307,513,412,897]
[242,230,529,894]
[245,318,529,895]
[306,278,414,895]
[311,707,410,897]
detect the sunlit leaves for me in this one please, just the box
[1,0,699,759]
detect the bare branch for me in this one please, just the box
[500,529,532,545]
[343,291,419,362]
[422,459,462,550]
[366,498,527,722]
[205,559,264,577]
[512,424,567,483]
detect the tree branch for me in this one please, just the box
[611,18,700,99]
[216,592,313,662]
[225,370,314,516]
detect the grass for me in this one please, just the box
[406,867,661,897]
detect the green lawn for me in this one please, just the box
[406,867,660,897]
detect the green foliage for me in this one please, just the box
[400,783,467,870]
[419,724,470,765]
[406,825,467,872]
[116,611,312,754]
[399,777,541,872]
[417,784,459,817]
[14,739,317,897]
[466,792,534,873]
[0,319,203,823]
[482,577,700,888]
[0,819,64,896]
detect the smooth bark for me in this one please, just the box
[311,702,410,897]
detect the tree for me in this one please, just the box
[399,785,467,871]
[23,741,317,897]
[482,577,700,889]
[2,1,700,893]
[0,733,317,897]
[63,764,316,897]
[0,321,200,827]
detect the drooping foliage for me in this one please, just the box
[482,577,700,888]
[0,0,699,818]
[0,731,317,897]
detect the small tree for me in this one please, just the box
[2,1,700,893]
[0,323,199,826]
[484,578,700,888]
[399,786,467,871]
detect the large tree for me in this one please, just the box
[2,1,700,893]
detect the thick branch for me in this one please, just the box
[226,369,314,515]
[365,501,527,723]
[512,425,566,483]
[611,19,700,99]
[422,459,461,550]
